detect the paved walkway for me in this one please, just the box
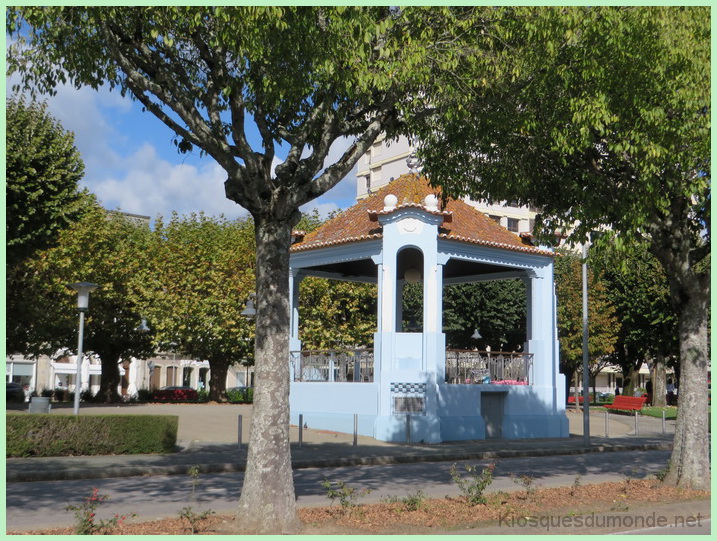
[6,403,675,482]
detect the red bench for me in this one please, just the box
[567,396,585,404]
[603,395,647,411]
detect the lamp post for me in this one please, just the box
[67,282,99,415]
[581,241,590,446]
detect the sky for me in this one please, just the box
[8,78,361,224]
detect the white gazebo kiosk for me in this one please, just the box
[289,174,568,443]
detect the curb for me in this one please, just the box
[6,441,672,483]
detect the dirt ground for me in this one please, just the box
[9,478,709,535]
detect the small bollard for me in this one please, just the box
[662,410,666,434]
[237,415,243,449]
[298,414,303,448]
[353,414,358,446]
[605,410,609,438]
[406,414,411,444]
[634,410,638,435]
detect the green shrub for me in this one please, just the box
[226,387,253,403]
[6,414,178,457]
[135,389,153,402]
[449,462,496,505]
[197,390,210,402]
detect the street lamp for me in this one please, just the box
[135,318,151,333]
[67,282,99,415]
[241,293,257,319]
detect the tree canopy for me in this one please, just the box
[144,213,257,402]
[409,6,709,490]
[6,97,87,268]
[16,205,156,399]
[554,250,619,397]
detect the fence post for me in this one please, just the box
[299,414,303,447]
[353,414,358,446]
[237,415,243,449]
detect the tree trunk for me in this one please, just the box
[235,216,300,534]
[622,365,638,398]
[649,217,710,490]
[664,284,710,490]
[94,351,122,402]
[208,358,230,402]
[651,357,667,408]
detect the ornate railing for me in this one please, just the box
[444,350,533,385]
[290,349,374,382]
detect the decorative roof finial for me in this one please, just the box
[406,153,420,174]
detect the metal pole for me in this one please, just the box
[406,414,411,444]
[298,414,303,447]
[353,414,358,446]
[73,310,86,415]
[662,411,666,434]
[634,410,638,435]
[581,242,590,446]
[237,415,243,449]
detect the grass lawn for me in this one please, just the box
[641,406,678,419]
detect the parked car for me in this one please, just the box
[150,386,198,402]
[6,382,26,403]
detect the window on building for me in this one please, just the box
[371,141,383,158]
[488,214,501,225]
[507,218,520,233]
[370,167,382,183]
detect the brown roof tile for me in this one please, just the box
[291,174,551,256]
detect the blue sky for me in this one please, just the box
[8,79,360,222]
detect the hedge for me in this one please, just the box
[6,414,178,458]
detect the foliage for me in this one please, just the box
[6,414,178,457]
[399,490,427,512]
[66,488,135,535]
[597,243,678,395]
[413,6,709,251]
[226,387,253,404]
[511,474,538,500]
[320,478,372,510]
[299,278,376,350]
[405,6,709,488]
[144,213,256,402]
[177,466,215,534]
[13,206,157,399]
[449,462,496,505]
[5,97,92,354]
[382,490,427,512]
[554,250,619,385]
[440,281,527,351]
[5,96,87,268]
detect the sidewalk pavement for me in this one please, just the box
[6,403,675,483]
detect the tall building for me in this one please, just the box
[356,135,539,237]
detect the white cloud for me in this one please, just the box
[9,75,361,222]
[88,144,250,220]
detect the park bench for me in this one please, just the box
[603,395,647,411]
[567,395,585,404]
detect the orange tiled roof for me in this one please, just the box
[291,174,551,256]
